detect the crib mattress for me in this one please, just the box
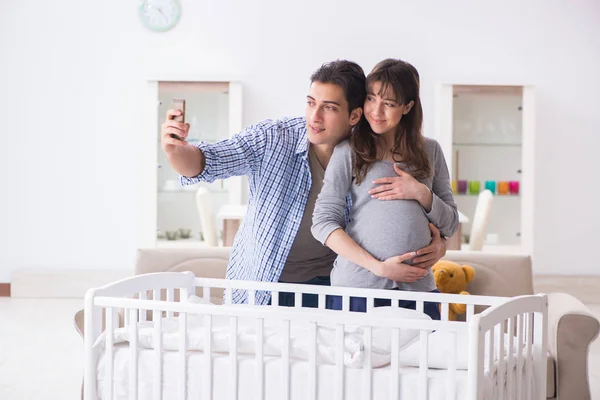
[96,345,529,400]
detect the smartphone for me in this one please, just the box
[170,98,186,140]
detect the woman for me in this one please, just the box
[311,59,459,319]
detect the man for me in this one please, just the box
[160,60,446,305]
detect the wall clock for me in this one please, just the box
[139,0,182,32]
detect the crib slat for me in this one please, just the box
[272,291,279,307]
[248,290,256,306]
[516,314,524,400]
[204,315,213,400]
[166,289,174,318]
[487,328,494,376]
[367,297,375,312]
[418,330,429,400]
[466,304,475,322]
[308,321,317,400]
[496,323,505,400]
[335,324,345,400]
[295,292,302,308]
[230,317,238,400]
[525,313,533,400]
[362,326,373,400]
[255,318,264,400]
[179,312,187,400]
[416,300,424,314]
[139,292,147,322]
[225,287,232,305]
[281,320,290,400]
[446,330,457,400]
[533,307,547,400]
[507,317,515,398]
[342,296,350,312]
[390,328,400,400]
[129,308,138,400]
[152,290,161,319]
[153,309,162,400]
[203,286,211,304]
[105,307,114,400]
[441,302,449,321]
[318,293,326,309]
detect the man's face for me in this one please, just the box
[305,82,361,147]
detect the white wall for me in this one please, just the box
[1,0,599,279]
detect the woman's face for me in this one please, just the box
[364,81,412,137]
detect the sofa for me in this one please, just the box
[79,248,599,399]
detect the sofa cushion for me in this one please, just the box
[443,251,534,297]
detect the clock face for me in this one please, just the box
[139,0,181,32]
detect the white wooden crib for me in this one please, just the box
[83,271,547,400]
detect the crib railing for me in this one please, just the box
[196,277,507,322]
[84,272,547,400]
[469,295,548,400]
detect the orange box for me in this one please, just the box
[497,181,509,195]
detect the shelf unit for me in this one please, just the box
[436,83,535,252]
[142,77,243,249]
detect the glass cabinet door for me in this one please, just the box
[451,85,523,249]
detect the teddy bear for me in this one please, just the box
[431,260,476,321]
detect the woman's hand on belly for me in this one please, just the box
[368,164,432,210]
[373,253,430,283]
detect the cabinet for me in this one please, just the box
[145,79,243,248]
[452,86,523,247]
[435,84,535,254]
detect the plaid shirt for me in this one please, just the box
[180,117,350,305]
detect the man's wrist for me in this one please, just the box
[369,260,384,277]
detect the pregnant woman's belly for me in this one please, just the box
[346,199,431,262]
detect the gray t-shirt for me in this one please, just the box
[311,138,458,291]
[280,146,337,282]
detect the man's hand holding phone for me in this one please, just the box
[160,98,206,177]
[161,99,190,154]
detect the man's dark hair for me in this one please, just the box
[310,60,366,114]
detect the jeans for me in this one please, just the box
[272,276,331,308]
[327,289,441,320]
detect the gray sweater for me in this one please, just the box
[311,138,459,291]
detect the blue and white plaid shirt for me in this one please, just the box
[180,117,350,305]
